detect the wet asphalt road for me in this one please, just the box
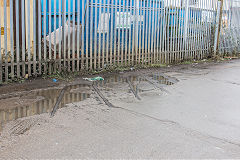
[0,60,240,158]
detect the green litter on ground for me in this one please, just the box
[83,76,104,82]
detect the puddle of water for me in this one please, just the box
[0,74,179,131]
[93,75,139,86]
[95,75,145,90]
[0,84,91,131]
[95,74,178,94]
[95,75,157,95]
[151,74,176,85]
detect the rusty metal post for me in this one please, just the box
[213,0,224,57]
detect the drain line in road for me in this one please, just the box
[92,84,119,108]
[50,86,67,117]
[158,73,179,84]
[143,76,170,94]
[126,78,141,100]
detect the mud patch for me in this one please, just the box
[0,84,91,131]
[0,74,179,131]
[9,118,46,136]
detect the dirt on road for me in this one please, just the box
[0,59,240,158]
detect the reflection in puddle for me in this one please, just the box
[95,74,174,95]
[94,75,146,93]
[151,74,176,85]
[95,74,177,95]
[0,84,90,131]
[93,75,139,86]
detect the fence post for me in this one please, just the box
[183,0,189,44]
[135,0,140,63]
[213,0,224,57]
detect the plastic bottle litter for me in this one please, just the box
[83,76,104,82]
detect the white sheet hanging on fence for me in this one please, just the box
[98,13,110,33]
[46,20,82,52]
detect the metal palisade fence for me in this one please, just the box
[0,0,239,82]
[218,0,240,55]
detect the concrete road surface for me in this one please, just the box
[0,60,240,159]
